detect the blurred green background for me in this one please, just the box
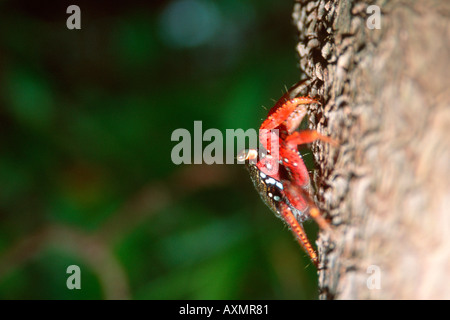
[0,0,319,299]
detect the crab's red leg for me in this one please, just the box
[284,130,338,149]
[259,97,318,153]
[261,97,316,131]
[279,146,311,186]
[279,202,318,266]
[283,181,331,232]
[308,207,331,232]
[278,130,338,186]
[280,131,337,231]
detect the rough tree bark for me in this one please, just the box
[293,0,450,299]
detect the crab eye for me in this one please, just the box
[237,149,258,163]
[237,150,247,162]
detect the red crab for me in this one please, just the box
[238,81,336,266]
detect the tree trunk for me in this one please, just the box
[293,0,450,299]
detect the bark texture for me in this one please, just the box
[293,0,450,299]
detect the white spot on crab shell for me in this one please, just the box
[265,178,276,185]
[260,172,267,179]
[268,192,273,198]
[273,195,281,201]
[276,182,283,189]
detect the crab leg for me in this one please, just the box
[259,97,317,153]
[285,130,338,149]
[261,97,316,132]
[279,202,318,266]
[283,181,331,232]
[278,130,337,185]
